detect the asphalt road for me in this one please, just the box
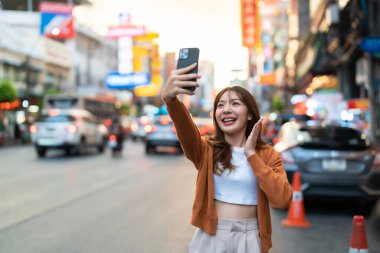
[0,141,379,253]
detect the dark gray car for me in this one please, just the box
[274,124,380,208]
[145,115,181,154]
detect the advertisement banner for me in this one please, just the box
[107,25,146,39]
[241,0,261,48]
[39,2,75,39]
[105,72,150,89]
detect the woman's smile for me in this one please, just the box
[220,116,237,126]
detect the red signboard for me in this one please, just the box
[241,0,261,48]
[39,2,74,13]
[107,25,146,39]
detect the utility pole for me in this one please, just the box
[27,0,33,12]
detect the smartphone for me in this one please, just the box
[176,48,199,92]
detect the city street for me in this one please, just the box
[0,141,380,253]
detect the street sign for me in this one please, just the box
[39,2,74,39]
[359,37,380,53]
[105,72,150,89]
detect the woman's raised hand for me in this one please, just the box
[244,118,264,158]
[162,63,201,101]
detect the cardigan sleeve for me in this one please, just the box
[164,97,206,169]
[247,148,293,209]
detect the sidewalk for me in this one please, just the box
[0,139,31,148]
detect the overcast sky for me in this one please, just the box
[74,0,248,90]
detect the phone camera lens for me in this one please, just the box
[179,49,189,59]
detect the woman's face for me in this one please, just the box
[215,91,251,136]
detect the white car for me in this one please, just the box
[30,108,108,157]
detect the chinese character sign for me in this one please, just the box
[241,0,261,48]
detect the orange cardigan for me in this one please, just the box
[165,98,293,253]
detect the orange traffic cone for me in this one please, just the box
[349,216,368,253]
[282,172,311,228]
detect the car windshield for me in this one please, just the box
[297,126,370,151]
[39,114,76,123]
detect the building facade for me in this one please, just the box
[0,9,118,143]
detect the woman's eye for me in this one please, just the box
[217,104,224,108]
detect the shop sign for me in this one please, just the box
[347,99,369,110]
[0,99,20,110]
[107,25,146,39]
[360,37,380,53]
[241,0,261,48]
[105,72,150,89]
[39,2,75,39]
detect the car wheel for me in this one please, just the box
[98,145,105,153]
[145,143,155,154]
[361,199,379,216]
[36,147,47,157]
[64,147,72,156]
[97,137,106,153]
[75,138,86,155]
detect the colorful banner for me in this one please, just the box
[241,0,261,48]
[39,2,74,39]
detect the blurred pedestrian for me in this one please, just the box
[162,63,293,253]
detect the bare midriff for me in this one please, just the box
[215,199,257,220]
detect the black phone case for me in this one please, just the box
[177,48,199,92]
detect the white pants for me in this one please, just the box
[189,218,262,253]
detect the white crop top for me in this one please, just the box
[213,147,258,205]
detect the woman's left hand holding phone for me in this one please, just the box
[162,63,202,101]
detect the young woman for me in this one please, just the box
[163,63,293,253]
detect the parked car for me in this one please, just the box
[274,123,380,208]
[30,108,108,157]
[145,115,181,154]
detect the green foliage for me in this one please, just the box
[120,103,130,115]
[272,94,285,112]
[0,79,17,102]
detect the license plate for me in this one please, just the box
[38,138,59,145]
[322,159,347,171]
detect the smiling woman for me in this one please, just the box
[162,64,292,253]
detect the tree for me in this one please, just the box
[272,93,285,112]
[0,79,17,102]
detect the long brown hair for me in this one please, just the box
[207,86,268,175]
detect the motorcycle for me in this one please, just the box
[108,133,123,156]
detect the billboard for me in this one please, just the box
[105,72,150,89]
[107,25,146,39]
[241,0,261,48]
[39,2,75,39]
